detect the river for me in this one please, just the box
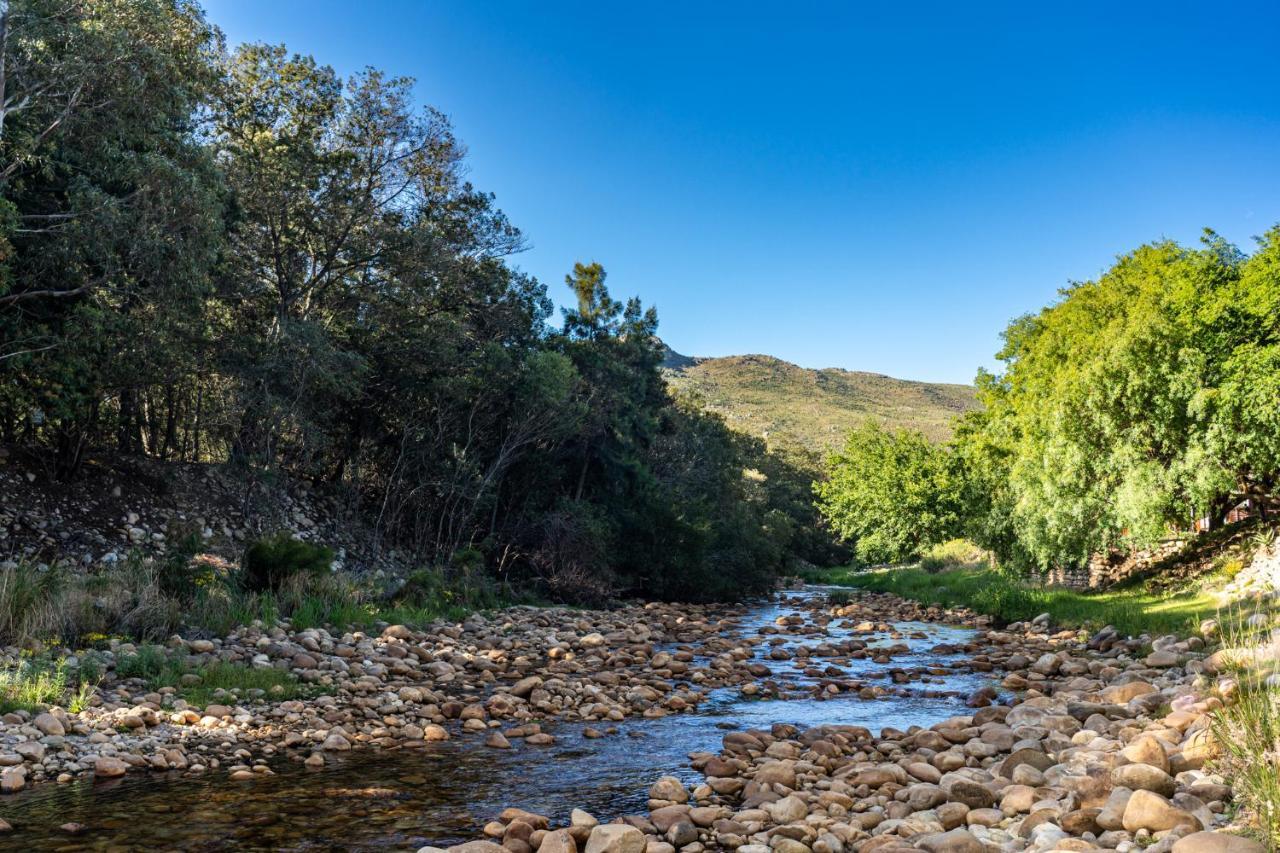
[0,587,993,852]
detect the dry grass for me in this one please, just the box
[1209,602,1280,849]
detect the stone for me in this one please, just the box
[1122,790,1202,833]
[1097,788,1132,831]
[423,725,450,742]
[1113,762,1175,796]
[1122,734,1171,774]
[94,756,128,778]
[948,780,996,809]
[485,732,511,749]
[650,776,689,803]
[918,828,987,853]
[541,830,578,853]
[770,795,808,824]
[584,825,646,853]
[0,767,24,793]
[322,733,351,751]
[1172,832,1266,853]
[511,676,543,698]
[33,713,64,737]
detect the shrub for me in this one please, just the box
[242,534,333,593]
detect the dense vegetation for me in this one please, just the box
[662,352,978,451]
[819,231,1280,573]
[0,0,838,603]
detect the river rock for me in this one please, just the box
[1122,790,1202,833]
[1172,832,1266,853]
[918,828,987,853]
[540,830,578,853]
[584,825,646,853]
[93,756,128,778]
[1114,762,1175,796]
[33,713,64,737]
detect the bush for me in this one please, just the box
[242,534,333,593]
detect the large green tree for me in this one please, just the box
[816,420,961,564]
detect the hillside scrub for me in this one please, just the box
[0,1,836,602]
[819,231,1280,576]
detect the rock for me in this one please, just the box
[1096,788,1132,831]
[423,725,450,742]
[948,780,996,809]
[1122,790,1202,833]
[541,830,578,853]
[204,704,233,719]
[322,733,351,751]
[1146,650,1182,667]
[0,767,25,793]
[650,776,689,804]
[1113,762,1175,796]
[511,676,543,698]
[769,795,808,823]
[665,821,697,847]
[1122,734,1171,774]
[448,843,506,853]
[33,713,64,737]
[94,756,128,778]
[1172,832,1266,853]
[918,828,987,853]
[485,732,511,749]
[584,825,646,853]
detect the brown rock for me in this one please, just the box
[1122,790,1202,833]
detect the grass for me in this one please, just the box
[0,657,70,714]
[0,547,539,648]
[115,644,322,706]
[1208,607,1280,849]
[806,565,1221,637]
[0,652,104,714]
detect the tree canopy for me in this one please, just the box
[0,0,838,602]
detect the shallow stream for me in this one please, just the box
[0,587,992,852]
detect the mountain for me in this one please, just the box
[660,347,979,452]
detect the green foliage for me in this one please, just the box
[814,565,1219,638]
[242,534,334,594]
[816,421,962,564]
[1209,611,1280,848]
[0,0,835,606]
[115,646,317,706]
[0,656,69,714]
[950,230,1280,572]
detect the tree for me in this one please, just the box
[816,420,961,564]
[0,0,223,472]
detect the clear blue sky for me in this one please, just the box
[205,1,1280,384]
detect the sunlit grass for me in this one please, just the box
[805,565,1220,637]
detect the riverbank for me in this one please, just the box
[800,566,1220,639]
[0,584,1268,852]
[432,586,1269,853]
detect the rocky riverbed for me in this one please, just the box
[0,586,1260,853]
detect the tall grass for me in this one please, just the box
[1208,605,1280,849]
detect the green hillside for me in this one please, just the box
[661,351,978,451]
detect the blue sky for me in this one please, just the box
[205,1,1280,383]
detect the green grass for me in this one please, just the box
[806,565,1220,637]
[0,657,70,714]
[1209,609,1280,848]
[115,645,322,706]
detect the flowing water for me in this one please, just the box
[0,587,993,852]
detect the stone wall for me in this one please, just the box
[1038,539,1187,590]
